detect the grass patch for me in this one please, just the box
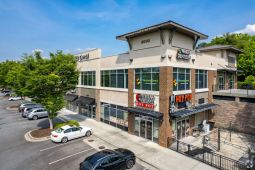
[54,120,79,129]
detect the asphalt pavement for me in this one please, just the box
[0,94,146,170]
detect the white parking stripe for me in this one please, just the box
[48,148,94,165]
[40,138,85,152]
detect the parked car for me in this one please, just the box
[8,96,22,101]
[27,108,48,120]
[79,148,136,170]
[22,106,43,118]
[51,125,92,143]
[19,103,38,112]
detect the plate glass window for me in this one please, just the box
[101,69,128,88]
[135,67,159,91]
[81,71,96,86]
[195,70,208,89]
[173,68,190,91]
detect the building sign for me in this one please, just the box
[176,49,191,60]
[135,93,155,109]
[175,94,192,103]
[77,53,90,62]
[141,39,150,44]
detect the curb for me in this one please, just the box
[6,107,18,111]
[24,130,50,142]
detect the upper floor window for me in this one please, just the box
[195,70,208,89]
[173,68,190,91]
[81,71,96,86]
[101,69,128,88]
[135,67,159,91]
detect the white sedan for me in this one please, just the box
[8,96,22,101]
[51,125,92,143]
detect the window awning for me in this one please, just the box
[128,107,163,120]
[75,96,95,106]
[65,94,78,102]
[170,103,217,119]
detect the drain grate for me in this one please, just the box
[98,146,105,150]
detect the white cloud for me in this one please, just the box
[32,48,43,53]
[233,24,255,34]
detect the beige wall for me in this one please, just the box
[195,92,208,106]
[77,87,96,98]
[172,32,194,50]
[100,90,128,107]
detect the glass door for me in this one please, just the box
[177,121,181,139]
[181,119,186,138]
[218,76,225,90]
[146,121,152,140]
[140,119,146,138]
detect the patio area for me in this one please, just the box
[214,89,255,97]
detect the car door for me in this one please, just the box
[36,109,43,118]
[71,127,82,139]
[107,155,126,170]
[41,109,48,117]
[95,157,111,170]
[64,128,75,140]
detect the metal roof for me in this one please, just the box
[128,107,163,120]
[116,20,208,41]
[75,96,95,106]
[170,103,217,118]
[65,94,78,102]
[198,45,243,53]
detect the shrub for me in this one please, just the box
[54,120,80,129]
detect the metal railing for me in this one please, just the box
[169,139,253,170]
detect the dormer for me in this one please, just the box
[116,20,208,52]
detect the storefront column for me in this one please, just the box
[208,70,215,103]
[234,72,238,89]
[159,66,172,147]
[191,69,196,105]
[95,89,100,121]
[189,115,195,135]
[128,68,135,134]
[225,71,228,90]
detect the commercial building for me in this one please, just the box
[65,20,242,147]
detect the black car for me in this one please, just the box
[80,148,136,170]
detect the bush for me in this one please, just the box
[54,120,79,129]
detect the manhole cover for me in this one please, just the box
[88,139,94,142]
[98,146,105,149]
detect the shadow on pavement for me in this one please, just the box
[36,117,66,129]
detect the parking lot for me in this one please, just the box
[0,94,147,170]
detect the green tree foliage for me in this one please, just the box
[198,33,255,77]
[0,60,20,88]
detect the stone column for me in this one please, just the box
[128,68,135,134]
[95,89,100,121]
[159,66,172,147]
[191,69,196,105]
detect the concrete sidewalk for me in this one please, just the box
[58,109,216,170]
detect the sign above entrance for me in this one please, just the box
[175,94,192,103]
[176,49,191,60]
[135,93,155,109]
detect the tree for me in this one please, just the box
[10,51,79,129]
[0,60,20,88]
[198,33,255,78]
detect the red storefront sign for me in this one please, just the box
[135,94,155,109]
[175,94,192,103]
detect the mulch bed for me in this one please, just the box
[9,105,19,108]
[30,128,51,138]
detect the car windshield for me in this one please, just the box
[80,161,93,170]
[55,128,64,133]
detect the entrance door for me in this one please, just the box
[146,121,152,140]
[177,121,182,139]
[218,76,224,90]
[140,119,146,138]
[176,118,189,139]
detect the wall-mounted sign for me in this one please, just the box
[176,49,191,60]
[135,93,155,109]
[77,53,90,62]
[175,94,192,103]
[169,95,175,113]
[141,39,150,44]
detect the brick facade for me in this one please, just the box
[210,98,255,134]
[208,70,215,103]
[128,68,135,134]
[159,66,173,147]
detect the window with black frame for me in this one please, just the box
[135,67,159,91]
[80,71,96,86]
[173,68,190,91]
[101,69,128,88]
[195,70,208,89]
[100,102,128,131]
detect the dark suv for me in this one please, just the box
[80,148,136,170]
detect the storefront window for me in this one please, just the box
[100,102,128,131]
[135,67,159,91]
[80,71,96,86]
[101,69,128,88]
[195,70,208,89]
[173,68,190,91]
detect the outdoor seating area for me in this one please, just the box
[191,120,215,137]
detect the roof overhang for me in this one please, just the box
[170,103,217,119]
[75,96,95,106]
[199,46,243,53]
[116,20,208,41]
[65,94,78,102]
[128,107,163,120]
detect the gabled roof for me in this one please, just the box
[198,45,243,53]
[116,20,208,41]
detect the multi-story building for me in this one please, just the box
[65,20,242,147]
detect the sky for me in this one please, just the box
[0,0,255,61]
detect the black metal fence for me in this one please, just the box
[169,139,253,170]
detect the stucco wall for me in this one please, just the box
[100,89,128,107]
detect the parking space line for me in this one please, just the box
[48,148,94,165]
[40,138,86,152]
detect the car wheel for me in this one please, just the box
[126,159,134,169]
[32,115,38,120]
[85,131,91,137]
[61,137,68,143]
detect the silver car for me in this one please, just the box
[27,108,48,120]
[22,105,43,118]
